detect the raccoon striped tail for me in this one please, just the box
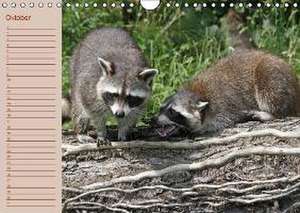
[222,9,255,51]
[62,93,71,123]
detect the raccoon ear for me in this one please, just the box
[196,101,208,111]
[138,69,158,85]
[97,57,115,76]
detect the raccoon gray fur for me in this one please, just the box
[62,93,71,123]
[70,27,158,142]
[156,50,300,137]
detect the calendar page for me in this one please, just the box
[0,1,61,213]
[1,1,300,213]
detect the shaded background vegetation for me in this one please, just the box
[63,1,300,125]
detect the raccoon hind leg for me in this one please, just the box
[254,58,296,117]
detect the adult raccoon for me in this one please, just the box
[155,50,300,137]
[70,27,158,143]
[155,10,299,137]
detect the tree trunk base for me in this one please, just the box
[62,118,300,213]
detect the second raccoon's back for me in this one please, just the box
[188,50,300,116]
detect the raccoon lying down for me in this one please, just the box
[155,50,300,137]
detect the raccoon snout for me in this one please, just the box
[115,111,125,118]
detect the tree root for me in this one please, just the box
[67,201,130,213]
[62,128,300,157]
[64,176,300,212]
[80,146,300,190]
[63,145,300,212]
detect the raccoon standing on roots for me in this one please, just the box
[70,28,158,143]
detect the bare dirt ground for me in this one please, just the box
[62,118,300,213]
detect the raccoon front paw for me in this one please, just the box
[96,137,111,147]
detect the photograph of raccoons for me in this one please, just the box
[156,50,300,137]
[70,27,158,143]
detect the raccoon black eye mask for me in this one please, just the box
[102,92,145,108]
[126,95,145,108]
[102,92,118,105]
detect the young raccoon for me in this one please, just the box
[70,27,158,142]
[156,50,300,137]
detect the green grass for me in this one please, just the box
[63,3,300,124]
